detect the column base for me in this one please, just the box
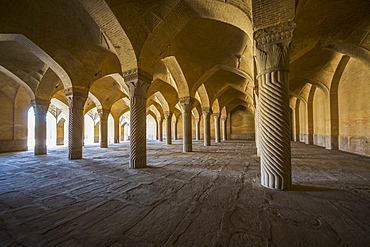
[129,160,147,169]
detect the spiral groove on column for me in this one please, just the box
[202,107,212,146]
[98,109,110,148]
[158,118,163,142]
[65,90,87,160]
[254,21,295,190]
[68,107,84,159]
[180,97,194,152]
[130,95,147,168]
[214,113,220,143]
[165,112,173,145]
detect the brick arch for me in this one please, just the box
[76,0,137,71]
[138,0,253,74]
[0,65,35,100]
[0,34,72,90]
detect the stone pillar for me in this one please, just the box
[164,112,173,144]
[306,86,315,145]
[195,118,200,140]
[214,113,221,143]
[180,97,194,152]
[158,117,163,142]
[254,87,262,156]
[254,22,295,190]
[124,69,151,168]
[66,90,88,159]
[98,108,110,148]
[221,117,227,141]
[202,107,212,146]
[32,99,50,155]
[173,120,178,140]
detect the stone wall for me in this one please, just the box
[229,108,255,140]
[338,59,370,156]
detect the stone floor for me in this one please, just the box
[0,140,369,247]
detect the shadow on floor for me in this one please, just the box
[291,184,337,192]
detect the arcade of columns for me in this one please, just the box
[27,21,296,191]
[1,0,369,192]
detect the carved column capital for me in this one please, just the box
[254,21,296,76]
[97,108,110,120]
[31,99,50,116]
[65,89,88,109]
[123,68,152,98]
[213,113,221,119]
[164,111,173,120]
[202,107,212,116]
[179,97,194,113]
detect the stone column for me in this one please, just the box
[164,112,173,144]
[114,116,120,143]
[158,117,163,142]
[254,22,295,190]
[195,118,200,140]
[214,113,221,143]
[124,69,151,168]
[32,99,50,155]
[254,88,262,156]
[180,97,194,152]
[98,108,110,148]
[173,120,178,140]
[202,107,212,146]
[66,90,87,159]
[221,117,227,141]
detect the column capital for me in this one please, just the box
[65,88,88,109]
[97,108,110,119]
[221,117,227,122]
[123,68,152,98]
[254,21,296,76]
[164,111,173,120]
[213,113,221,119]
[31,99,50,115]
[254,21,296,48]
[179,97,194,112]
[202,107,212,116]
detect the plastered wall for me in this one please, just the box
[339,59,370,156]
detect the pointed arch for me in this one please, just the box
[0,34,72,90]
[196,84,210,108]
[162,56,189,98]
[0,65,35,100]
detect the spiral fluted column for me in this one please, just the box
[180,97,194,152]
[221,117,227,141]
[98,108,110,148]
[173,120,178,140]
[66,90,87,160]
[195,118,200,140]
[202,107,212,146]
[214,113,220,143]
[32,99,50,155]
[254,90,262,157]
[158,118,163,142]
[164,112,173,144]
[254,21,295,190]
[124,68,152,168]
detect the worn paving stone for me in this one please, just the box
[0,140,369,246]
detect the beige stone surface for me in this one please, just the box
[0,141,370,246]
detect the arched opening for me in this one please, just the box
[56,117,66,145]
[84,114,95,144]
[27,107,58,150]
[147,114,156,140]
[27,107,35,150]
[108,114,114,143]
